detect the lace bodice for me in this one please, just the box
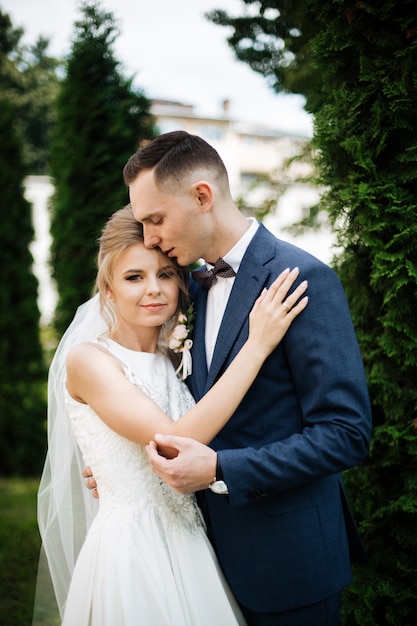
[65,342,202,534]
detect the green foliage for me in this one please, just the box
[0,9,60,174]
[49,1,157,335]
[212,1,417,622]
[307,1,417,623]
[0,479,41,626]
[0,97,47,476]
[207,1,324,112]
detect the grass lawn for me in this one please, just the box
[0,478,41,626]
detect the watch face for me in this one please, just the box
[210,480,229,495]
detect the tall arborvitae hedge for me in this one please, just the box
[306,2,417,624]
[0,98,46,475]
[50,1,156,334]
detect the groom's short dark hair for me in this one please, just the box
[123,130,229,188]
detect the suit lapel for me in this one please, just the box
[188,285,209,400]
[189,225,277,397]
[205,227,274,391]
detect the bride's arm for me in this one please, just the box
[66,268,307,447]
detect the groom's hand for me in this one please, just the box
[146,434,217,494]
[82,466,99,498]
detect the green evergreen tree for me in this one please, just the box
[308,2,417,623]
[15,37,61,174]
[0,9,60,174]
[207,1,324,112]
[0,95,46,475]
[49,1,156,334]
[211,1,417,623]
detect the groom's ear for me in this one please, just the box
[191,181,213,213]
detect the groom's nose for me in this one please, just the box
[143,228,161,250]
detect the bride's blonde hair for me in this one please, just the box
[94,205,189,341]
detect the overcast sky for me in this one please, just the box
[2,0,313,136]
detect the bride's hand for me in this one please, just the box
[248,267,308,355]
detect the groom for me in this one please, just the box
[122,131,372,625]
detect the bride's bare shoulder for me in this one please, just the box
[67,341,116,369]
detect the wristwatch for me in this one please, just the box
[209,456,229,494]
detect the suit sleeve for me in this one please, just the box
[218,260,372,508]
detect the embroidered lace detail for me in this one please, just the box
[66,350,202,536]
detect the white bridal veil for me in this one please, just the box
[34,295,105,623]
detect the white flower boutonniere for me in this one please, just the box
[169,304,195,380]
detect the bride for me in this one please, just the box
[36,205,308,626]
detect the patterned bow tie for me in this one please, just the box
[192,257,236,290]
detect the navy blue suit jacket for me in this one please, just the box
[188,224,372,613]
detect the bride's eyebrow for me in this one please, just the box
[121,265,175,275]
[123,268,144,274]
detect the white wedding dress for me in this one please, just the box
[62,339,246,626]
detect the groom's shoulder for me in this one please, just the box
[253,223,330,271]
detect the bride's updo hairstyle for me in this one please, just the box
[94,204,189,333]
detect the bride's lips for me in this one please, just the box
[142,303,166,312]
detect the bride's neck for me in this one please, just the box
[109,324,160,353]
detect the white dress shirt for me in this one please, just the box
[205,218,259,367]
